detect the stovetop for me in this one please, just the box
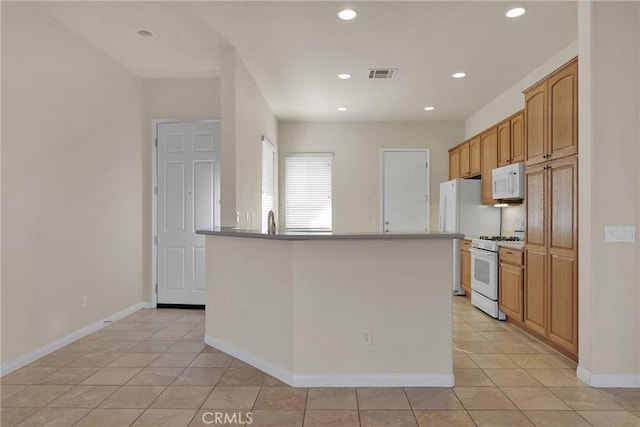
[478,236,523,242]
[471,236,523,252]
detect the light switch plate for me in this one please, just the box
[604,226,636,243]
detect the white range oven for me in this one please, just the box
[470,236,523,320]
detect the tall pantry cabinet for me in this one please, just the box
[523,58,579,358]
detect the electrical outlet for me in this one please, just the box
[81,296,88,309]
[362,329,372,345]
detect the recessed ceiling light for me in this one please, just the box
[506,7,526,18]
[452,72,466,79]
[338,73,352,79]
[337,107,348,111]
[136,29,155,38]
[424,106,435,111]
[338,9,357,20]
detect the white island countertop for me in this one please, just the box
[196,227,464,241]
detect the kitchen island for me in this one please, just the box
[196,227,463,387]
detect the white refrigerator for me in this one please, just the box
[439,179,501,295]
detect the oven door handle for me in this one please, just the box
[470,248,498,259]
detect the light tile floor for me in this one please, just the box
[2,297,639,426]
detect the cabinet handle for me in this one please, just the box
[506,251,513,255]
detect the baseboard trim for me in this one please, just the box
[294,373,455,387]
[577,365,640,387]
[204,335,294,385]
[204,334,454,387]
[1,301,151,377]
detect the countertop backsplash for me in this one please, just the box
[500,204,525,237]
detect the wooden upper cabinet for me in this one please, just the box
[459,142,470,177]
[498,111,525,167]
[469,137,481,176]
[524,58,578,166]
[497,120,511,167]
[548,60,578,161]
[511,112,525,163]
[449,147,460,180]
[480,127,498,205]
[525,81,548,165]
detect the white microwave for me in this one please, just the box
[492,162,525,200]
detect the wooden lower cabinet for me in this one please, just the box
[548,254,577,353]
[523,155,578,358]
[499,247,524,323]
[460,240,471,295]
[524,249,547,335]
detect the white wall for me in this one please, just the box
[220,47,278,229]
[1,2,143,364]
[465,41,578,138]
[278,121,464,232]
[578,1,640,386]
[142,78,221,300]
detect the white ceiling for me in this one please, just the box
[37,1,578,122]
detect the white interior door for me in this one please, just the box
[382,150,429,232]
[157,121,219,305]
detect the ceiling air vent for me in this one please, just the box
[368,68,397,79]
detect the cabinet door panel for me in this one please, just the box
[511,112,525,163]
[549,61,578,160]
[480,128,498,205]
[550,157,577,251]
[526,165,546,247]
[525,82,547,165]
[548,254,577,353]
[449,148,460,180]
[461,249,471,292]
[460,142,470,177]
[500,263,523,322]
[524,249,546,335]
[497,121,511,167]
[469,137,481,176]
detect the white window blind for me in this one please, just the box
[261,137,277,233]
[285,153,332,231]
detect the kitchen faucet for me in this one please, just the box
[267,210,276,234]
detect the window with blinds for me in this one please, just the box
[285,153,332,231]
[261,137,277,233]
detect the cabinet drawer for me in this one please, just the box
[461,239,472,251]
[499,247,523,266]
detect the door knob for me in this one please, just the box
[385,221,390,225]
